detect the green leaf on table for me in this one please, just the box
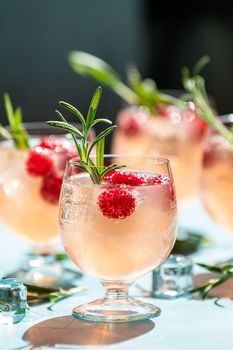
[172,232,206,255]
[47,286,87,310]
[25,283,87,309]
[197,263,222,274]
[191,261,233,300]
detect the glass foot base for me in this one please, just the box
[73,297,161,322]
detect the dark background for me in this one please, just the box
[0,0,233,127]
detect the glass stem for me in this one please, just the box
[102,282,131,300]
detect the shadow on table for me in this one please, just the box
[23,315,155,347]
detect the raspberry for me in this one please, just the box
[26,148,53,176]
[98,188,136,219]
[40,171,63,204]
[121,116,142,135]
[147,174,164,185]
[157,105,170,118]
[192,115,208,138]
[104,171,146,186]
[182,109,207,139]
[39,138,60,149]
[202,148,216,168]
[157,105,181,120]
[118,109,147,136]
[104,171,169,187]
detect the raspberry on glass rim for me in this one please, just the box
[26,147,53,176]
[40,170,63,204]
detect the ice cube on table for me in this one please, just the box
[0,278,27,324]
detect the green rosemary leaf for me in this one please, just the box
[53,253,68,261]
[69,51,184,112]
[14,107,22,126]
[69,51,121,87]
[47,121,83,138]
[2,93,29,150]
[172,232,205,255]
[201,277,229,299]
[4,93,15,129]
[87,125,117,159]
[71,162,88,172]
[86,86,102,131]
[100,163,126,180]
[69,51,138,104]
[48,88,122,184]
[192,55,210,76]
[25,284,57,294]
[191,262,233,299]
[214,298,224,308]
[0,124,11,140]
[47,286,87,311]
[96,137,105,173]
[78,160,100,183]
[222,264,233,274]
[55,110,81,153]
[59,101,86,129]
[92,118,113,127]
[197,263,223,274]
[183,73,233,145]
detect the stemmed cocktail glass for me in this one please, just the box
[0,122,94,285]
[59,155,178,322]
[202,115,233,233]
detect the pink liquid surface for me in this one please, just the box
[59,172,177,282]
[202,135,233,232]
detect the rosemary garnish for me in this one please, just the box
[25,283,87,310]
[172,232,209,255]
[47,86,124,184]
[182,65,233,145]
[0,94,29,149]
[191,262,233,299]
[68,51,179,114]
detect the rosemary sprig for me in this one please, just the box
[68,51,180,114]
[191,263,233,299]
[47,86,124,184]
[25,283,87,310]
[172,232,209,255]
[182,65,233,145]
[47,286,87,310]
[0,94,29,149]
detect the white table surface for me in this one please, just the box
[1,201,233,350]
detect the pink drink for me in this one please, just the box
[202,132,233,232]
[59,169,177,282]
[0,136,75,246]
[112,106,207,206]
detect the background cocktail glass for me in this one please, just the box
[59,155,178,322]
[0,122,94,285]
[112,105,207,208]
[202,115,233,232]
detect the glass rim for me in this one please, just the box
[0,121,86,141]
[219,114,233,124]
[68,154,171,168]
